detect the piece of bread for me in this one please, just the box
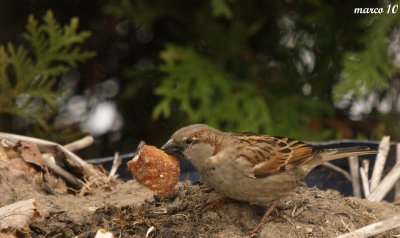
[127,145,180,196]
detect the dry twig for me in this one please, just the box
[64,135,94,152]
[108,152,122,178]
[42,153,81,187]
[335,215,400,238]
[370,136,391,192]
[368,161,400,202]
[348,156,361,198]
[359,159,370,197]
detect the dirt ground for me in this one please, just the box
[2,180,400,238]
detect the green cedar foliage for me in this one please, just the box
[106,0,399,140]
[0,11,94,128]
[153,45,272,132]
[335,13,400,102]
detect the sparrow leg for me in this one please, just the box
[201,196,228,214]
[248,201,277,235]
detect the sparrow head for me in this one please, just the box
[161,124,223,167]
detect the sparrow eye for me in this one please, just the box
[185,138,194,145]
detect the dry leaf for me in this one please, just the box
[0,159,43,205]
[14,141,45,169]
[0,199,42,229]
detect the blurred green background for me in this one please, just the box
[0,0,399,157]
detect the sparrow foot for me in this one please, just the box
[196,196,228,222]
[200,196,228,216]
[248,201,277,236]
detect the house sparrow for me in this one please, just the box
[161,124,376,232]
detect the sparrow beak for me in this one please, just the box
[161,139,185,160]
[161,139,174,151]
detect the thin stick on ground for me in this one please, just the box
[359,159,370,197]
[42,153,81,187]
[109,152,122,178]
[335,215,400,238]
[370,136,390,192]
[64,135,94,152]
[348,156,361,198]
[322,162,352,182]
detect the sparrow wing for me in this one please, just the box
[232,133,320,178]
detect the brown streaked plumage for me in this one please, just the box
[161,124,376,233]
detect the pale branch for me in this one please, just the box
[108,152,122,178]
[335,215,400,238]
[370,136,390,192]
[360,168,369,198]
[63,135,94,152]
[362,159,369,175]
[348,156,362,198]
[360,159,370,197]
[368,161,400,202]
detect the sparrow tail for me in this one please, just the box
[321,146,377,162]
